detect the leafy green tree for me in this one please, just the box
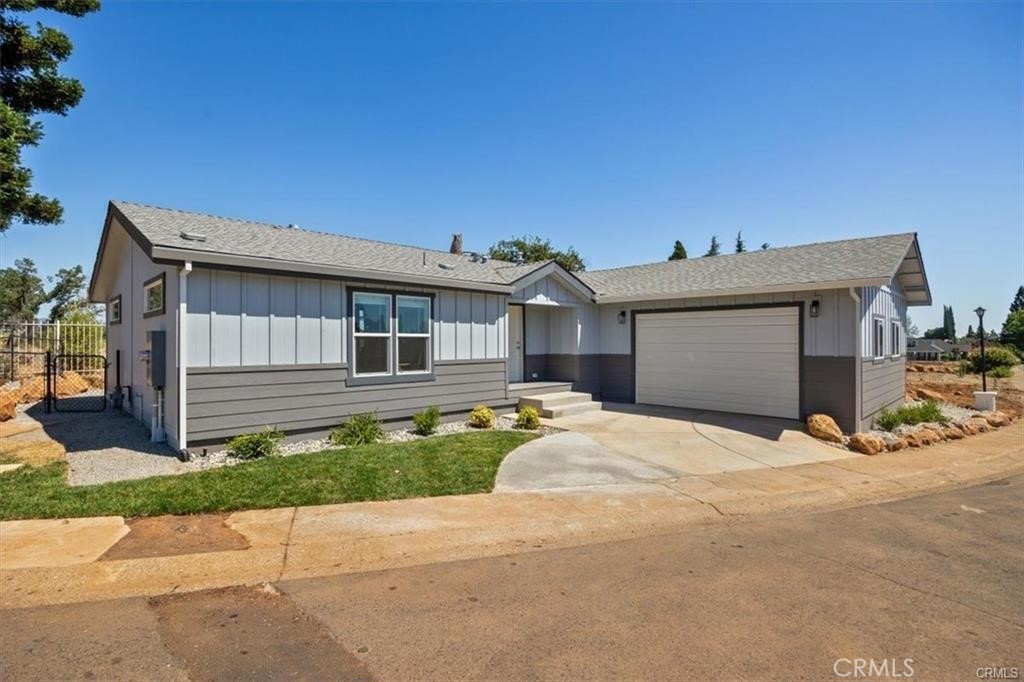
[1000,309,1024,355]
[1,0,101,232]
[922,326,946,340]
[1010,285,1024,314]
[734,231,745,253]
[0,258,47,320]
[668,240,687,261]
[488,235,586,272]
[703,235,720,257]
[46,264,85,321]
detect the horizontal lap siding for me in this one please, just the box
[186,360,509,442]
[861,357,906,425]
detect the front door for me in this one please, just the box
[508,305,524,382]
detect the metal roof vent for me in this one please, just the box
[180,231,207,242]
[438,263,456,271]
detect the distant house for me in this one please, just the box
[907,338,950,361]
[88,200,932,447]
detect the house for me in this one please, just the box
[87,201,932,451]
[907,338,950,361]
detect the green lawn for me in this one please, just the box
[0,431,536,521]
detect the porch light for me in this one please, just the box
[618,310,627,325]
[809,300,821,318]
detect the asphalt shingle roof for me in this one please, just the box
[578,233,917,300]
[109,202,917,300]
[111,201,513,287]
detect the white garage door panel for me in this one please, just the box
[635,307,800,419]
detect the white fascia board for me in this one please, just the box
[509,261,596,301]
[592,278,891,305]
[150,247,515,294]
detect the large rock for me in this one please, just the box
[886,437,908,452]
[970,417,991,433]
[958,421,979,436]
[0,391,15,422]
[56,371,90,396]
[807,414,843,443]
[984,411,1010,428]
[849,432,886,455]
[905,428,941,448]
[942,426,964,440]
[915,387,946,402]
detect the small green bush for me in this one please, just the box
[966,346,1020,374]
[226,426,284,460]
[412,405,441,436]
[875,400,946,432]
[330,412,384,446]
[514,405,541,430]
[467,404,496,429]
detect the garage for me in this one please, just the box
[634,306,800,420]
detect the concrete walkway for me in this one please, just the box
[496,403,853,490]
[2,423,1021,610]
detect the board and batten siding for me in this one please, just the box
[859,284,908,358]
[186,267,507,368]
[510,275,583,306]
[186,360,510,442]
[859,283,908,428]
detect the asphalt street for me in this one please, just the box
[3,476,1022,681]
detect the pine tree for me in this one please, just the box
[734,232,746,253]
[1011,285,1024,313]
[942,305,956,340]
[704,236,720,257]
[966,324,974,338]
[668,240,687,261]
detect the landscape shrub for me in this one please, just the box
[966,346,1020,374]
[330,413,384,446]
[875,401,946,432]
[226,426,284,460]
[467,405,496,429]
[514,405,541,430]
[412,405,441,436]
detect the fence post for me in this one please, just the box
[45,350,52,413]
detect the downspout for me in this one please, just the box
[178,261,192,457]
[849,287,862,432]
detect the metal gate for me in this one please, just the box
[49,352,108,412]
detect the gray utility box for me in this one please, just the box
[145,330,166,388]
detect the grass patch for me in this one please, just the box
[0,431,535,521]
[876,400,947,432]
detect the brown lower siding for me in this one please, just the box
[186,359,512,443]
[861,356,906,430]
[522,354,613,396]
[802,356,857,432]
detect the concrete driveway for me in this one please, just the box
[495,402,854,491]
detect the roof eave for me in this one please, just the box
[150,246,515,294]
[508,261,596,301]
[87,201,157,302]
[890,233,932,307]
[592,277,892,305]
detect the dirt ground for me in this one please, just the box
[906,362,1024,418]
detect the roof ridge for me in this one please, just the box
[584,232,916,276]
[111,199,482,261]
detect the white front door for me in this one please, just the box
[508,305,524,382]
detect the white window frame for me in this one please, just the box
[890,320,901,358]
[108,295,122,325]
[352,292,393,377]
[872,316,885,359]
[396,295,432,375]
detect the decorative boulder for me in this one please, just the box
[915,387,946,402]
[942,426,964,440]
[958,421,979,436]
[0,392,15,422]
[970,417,991,433]
[984,411,1010,428]
[905,428,941,448]
[56,372,90,396]
[849,432,886,455]
[886,437,908,452]
[807,414,843,443]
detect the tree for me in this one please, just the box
[966,324,974,338]
[922,327,946,340]
[1010,285,1024,314]
[906,315,920,338]
[703,235,720,257]
[1000,309,1024,355]
[46,264,85,321]
[942,305,956,340]
[734,231,745,253]
[0,258,47,320]
[1,0,101,232]
[488,235,586,272]
[668,240,687,261]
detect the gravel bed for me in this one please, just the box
[865,399,984,441]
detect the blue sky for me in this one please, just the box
[3,1,1021,331]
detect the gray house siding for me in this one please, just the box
[803,356,857,432]
[186,359,511,444]
[861,357,906,429]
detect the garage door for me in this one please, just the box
[635,307,800,419]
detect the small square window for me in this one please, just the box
[108,295,122,325]
[143,275,165,318]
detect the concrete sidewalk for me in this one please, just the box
[2,423,1021,610]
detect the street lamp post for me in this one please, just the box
[974,307,987,392]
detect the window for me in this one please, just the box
[397,295,431,374]
[108,295,122,325]
[873,317,885,359]
[353,292,391,376]
[351,291,433,379]
[890,320,901,356]
[143,274,165,318]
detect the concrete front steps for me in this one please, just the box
[518,391,602,418]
